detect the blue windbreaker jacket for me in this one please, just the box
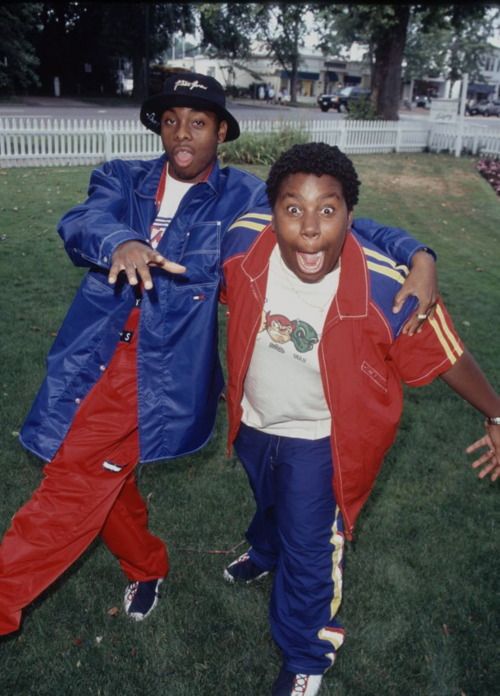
[19,154,431,464]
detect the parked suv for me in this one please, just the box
[481,100,500,117]
[317,90,342,112]
[317,86,371,112]
[467,100,500,116]
[336,86,371,112]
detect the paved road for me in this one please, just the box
[1,95,496,128]
[0,95,426,123]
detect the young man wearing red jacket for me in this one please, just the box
[221,143,500,696]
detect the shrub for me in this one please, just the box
[219,127,308,165]
[476,158,500,196]
[345,97,381,121]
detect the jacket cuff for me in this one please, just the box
[97,229,147,267]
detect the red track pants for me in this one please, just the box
[0,308,168,635]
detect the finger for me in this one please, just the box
[158,259,186,274]
[134,258,154,290]
[478,460,499,479]
[392,288,408,314]
[108,261,125,285]
[401,312,427,336]
[401,317,418,336]
[471,451,494,469]
[148,253,186,274]
[465,436,490,454]
[427,302,437,319]
[124,263,139,286]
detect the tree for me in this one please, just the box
[97,3,195,99]
[318,4,493,120]
[254,2,314,104]
[33,2,114,96]
[0,3,41,93]
[199,3,257,61]
[404,10,495,97]
[318,4,411,120]
[33,2,195,98]
[199,2,316,104]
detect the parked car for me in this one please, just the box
[414,95,432,108]
[317,86,371,112]
[317,90,342,112]
[337,86,371,112]
[479,99,500,116]
[470,99,500,117]
[467,100,489,116]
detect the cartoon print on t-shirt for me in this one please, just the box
[265,312,294,344]
[291,320,319,353]
[260,311,319,354]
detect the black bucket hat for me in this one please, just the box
[140,72,240,142]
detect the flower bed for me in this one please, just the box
[476,158,500,196]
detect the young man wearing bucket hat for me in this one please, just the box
[0,73,438,636]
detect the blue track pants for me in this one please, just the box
[234,423,345,675]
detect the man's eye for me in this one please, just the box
[321,206,335,215]
[193,119,205,127]
[163,118,175,126]
[287,205,301,215]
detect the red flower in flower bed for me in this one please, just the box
[476,158,500,196]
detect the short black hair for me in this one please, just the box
[266,142,361,211]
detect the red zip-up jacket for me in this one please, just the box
[222,226,463,539]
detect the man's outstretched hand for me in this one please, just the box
[466,425,500,482]
[108,241,186,290]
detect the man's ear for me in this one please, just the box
[217,120,228,143]
[347,210,354,229]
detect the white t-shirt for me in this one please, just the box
[241,246,340,439]
[150,166,194,248]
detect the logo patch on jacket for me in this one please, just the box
[119,330,134,343]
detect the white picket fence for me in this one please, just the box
[1,116,500,168]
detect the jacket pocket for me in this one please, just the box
[361,360,388,393]
[174,221,221,288]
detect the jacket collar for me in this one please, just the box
[241,225,369,318]
[135,153,222,198]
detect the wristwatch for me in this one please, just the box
[486,416,500,425]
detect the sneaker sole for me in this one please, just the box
[223,568,270,585]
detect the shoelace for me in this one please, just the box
[292,674,309,695]
[125,582,139,602]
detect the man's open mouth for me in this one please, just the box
[296,250,324,274]
[173,148,194,167]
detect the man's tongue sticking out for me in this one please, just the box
[174,148,194,168]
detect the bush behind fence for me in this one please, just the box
[1,116,500,168]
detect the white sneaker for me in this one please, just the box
[272,666,323,695]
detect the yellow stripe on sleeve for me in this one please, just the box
[228,220,268,232]
[238,213,272,222]
[435,304,463,358]
[363,248,409,277]
[364,247,396,268]
[367,260,406,284]
[428,315,456,364]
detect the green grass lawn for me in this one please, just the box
[0,154,499,696]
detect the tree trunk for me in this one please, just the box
[290,55,299,104]
[132,54,146,101]
[372,6,410,120]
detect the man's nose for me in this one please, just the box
[174,120,191,140]
[301,212,319,238]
